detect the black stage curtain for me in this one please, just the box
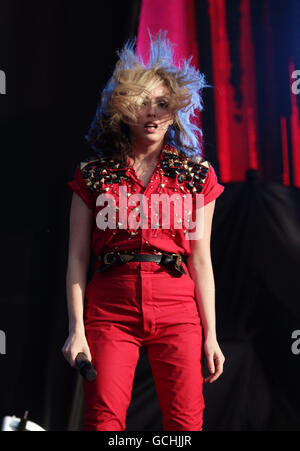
[0,1,300,431]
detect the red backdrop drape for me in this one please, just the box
[137,0,300,186]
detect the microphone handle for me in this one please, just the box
[75,352,97,381]
[76,352,89,366]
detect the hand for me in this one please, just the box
[203,336,225,383]
[61,332,91,368]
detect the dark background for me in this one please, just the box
[0,0,299,431]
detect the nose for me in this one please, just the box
[146,100,156,116]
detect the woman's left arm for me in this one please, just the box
[186,199,225,383]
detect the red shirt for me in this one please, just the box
[67,144,225,258]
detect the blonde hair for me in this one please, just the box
[85,31,211,163]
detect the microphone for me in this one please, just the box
[75,352,97,382]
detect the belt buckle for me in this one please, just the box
[103,252,115,265]
[175,255,182,267]
[119,253,135,263]
[174,254,186,275]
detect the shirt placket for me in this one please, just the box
[129,163,166,251]
[126,165,162,338]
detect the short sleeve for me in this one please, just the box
[201,164,225,206]
[67,166,95,210]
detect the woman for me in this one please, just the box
[62,32,225,431]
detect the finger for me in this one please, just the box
[62,346,72,360]
[206,353,215,375]
[208,371,222,383]
[70,352,80,368]
[78,349,92,363]
[204,356,223,382]
[62,349,70,362]
[204,373,216,383]
[205,353,224,382]
[207,364,224,383]
[214,356,224,372]
[85,350,92,362]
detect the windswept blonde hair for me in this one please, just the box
[85,31,211,163]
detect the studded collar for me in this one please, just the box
[100,144,180,172]
[79,144,210,194]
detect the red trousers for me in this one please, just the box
[83,260,205,431]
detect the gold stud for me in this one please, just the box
[201,161,210,168]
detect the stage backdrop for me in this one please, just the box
[0,0,299,431]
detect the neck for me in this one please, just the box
[130,136,165,162]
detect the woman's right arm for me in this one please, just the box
[62,192,94,367]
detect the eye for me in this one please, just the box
[157,101,169,109]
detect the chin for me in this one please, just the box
[130,130,167,145]
[144,135,161,142]
[144,132,165,142]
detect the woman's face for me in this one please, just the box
[128,82,174,146]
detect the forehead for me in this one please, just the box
[145,82,170,98]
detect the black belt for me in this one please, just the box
[95,252,188,276]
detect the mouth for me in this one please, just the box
[144,122,158,130]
